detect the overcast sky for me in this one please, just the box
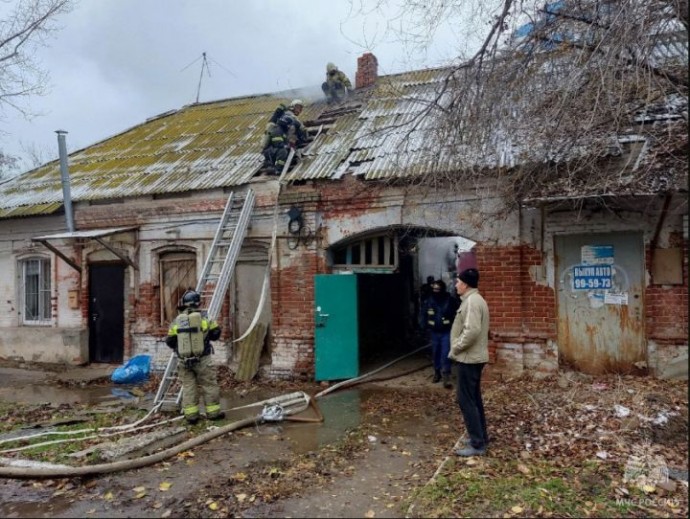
[1,0,477,172]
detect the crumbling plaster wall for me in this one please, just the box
[267,179,687,380]
[74,186,278,370]
[266,177,543,379]
[0,215,86,364]
[1,181,684,380]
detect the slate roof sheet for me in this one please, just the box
[0,34,686,218]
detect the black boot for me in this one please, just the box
[442,372,452,389]
[432,370,441,383]
[208,411,226,421]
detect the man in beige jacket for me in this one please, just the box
[449,268,490,456]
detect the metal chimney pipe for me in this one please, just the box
[55,130,75,233]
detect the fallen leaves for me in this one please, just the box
[409,373,688,518]
[132,485,147,499]
[230,471,248,482]
[18,372,679,519]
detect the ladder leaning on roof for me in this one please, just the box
[153,188,256,412]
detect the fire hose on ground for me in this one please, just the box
[0,345,430,479]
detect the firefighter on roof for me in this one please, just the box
[321,62,352,104]
[165,289,224,424]
[261,99,308,174]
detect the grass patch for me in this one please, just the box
[409,459,637,518]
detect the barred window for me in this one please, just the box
[22,257,51,323]
[160,251,196,325]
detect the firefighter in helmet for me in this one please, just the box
[165,289,224,424]
[261,99,307,173]
[321,63,351,104]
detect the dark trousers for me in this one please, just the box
[430,331,451,374]
[455,362,488,449]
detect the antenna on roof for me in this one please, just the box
[196,52,211,104]
[180,52,236,104]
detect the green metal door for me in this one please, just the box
[314,274,359,381]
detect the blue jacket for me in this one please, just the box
[421,292,459,333]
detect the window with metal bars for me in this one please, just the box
[21,257,51,324]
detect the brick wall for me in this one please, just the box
[644,232,688,343]
[75,198,227,229]
[10,182,681,380]
[475,243,557,377]
[269,247,322,379]
[134,334,230,371]
[356,53,378,89]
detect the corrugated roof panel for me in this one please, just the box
[0,202,63,218]
[1,40,685,218]
[287,150,349,181]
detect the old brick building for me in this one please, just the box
[0,52,686,380]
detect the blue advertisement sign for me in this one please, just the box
[581,245,614,265]
[572,264,613,290]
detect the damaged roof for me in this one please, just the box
[0,92,324,217]
[0,67,456,217]
[0,45,687,218]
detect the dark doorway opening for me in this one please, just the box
[89,263,125,364]
[357,249,421,371]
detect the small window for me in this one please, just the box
[160,251,196,324]
[21,258,51,324]
[332,235,398,269]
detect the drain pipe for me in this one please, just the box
[56,130,75,233]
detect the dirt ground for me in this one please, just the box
[0,359,687,518]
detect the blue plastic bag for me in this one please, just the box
[111,354,151,384]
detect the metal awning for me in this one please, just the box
[33,226,138,241]
[32,226,139,273]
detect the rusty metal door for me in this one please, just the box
[555,232,645,374]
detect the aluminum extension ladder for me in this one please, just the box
[153,188,256,411]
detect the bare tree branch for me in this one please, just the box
[0,0,73,120]
[352,0,688,211]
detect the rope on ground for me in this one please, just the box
[1,339,430,477]
[0,405,175,447]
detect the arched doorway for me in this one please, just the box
[315,226,475,380]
